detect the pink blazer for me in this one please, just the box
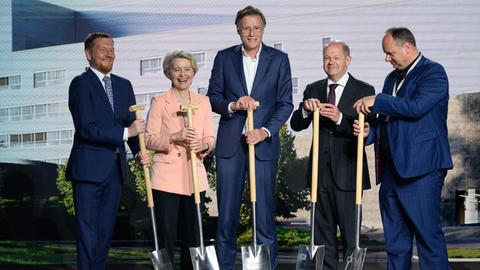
[145,89,215,195]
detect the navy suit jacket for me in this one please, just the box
[368,56,453,180]
[207,44,293,160]
[66,68,139,183]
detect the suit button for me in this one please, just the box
[328,131,333,135]
[177,153,181,157]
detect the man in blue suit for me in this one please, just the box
[354,27,453,270]
[207,6,293,269]
[66,32,147,270]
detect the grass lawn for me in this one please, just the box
[1,239,479,265]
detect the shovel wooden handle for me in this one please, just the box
[247,101,260,203]
[130,107,155,208]
[355,113,365,205]
[310,109,320,203]
[182,105,202,205]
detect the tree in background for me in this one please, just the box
[206,125,310,229]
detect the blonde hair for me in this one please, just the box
[163,50,198,79]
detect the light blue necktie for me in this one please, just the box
[102,76,114,112]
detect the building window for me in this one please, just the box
[0,108,7,122]
[273,42,283,51]
[292,77,299,94]
[0,134,8,148]
[140,57,162,76]
[35,132,47,146]
[322,36,332,47]
[198,87,208,95]
[10,107,21,121]
[10,134,21,148]
[34,70,65,88]
[21,105,34,120]
[192,52,206,68]
[0,75,21,90]
[135,94,147,104]
[34,104,47,119]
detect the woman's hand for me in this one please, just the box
[171,127,197,143]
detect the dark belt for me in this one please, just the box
[114,153,121,160]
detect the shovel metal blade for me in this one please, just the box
[343,247,367,270]
[150,249,174,270]
[189,245,220,270]
[241,244,271,270]
[295,244,325,270]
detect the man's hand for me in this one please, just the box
[302,98,324,112]
[246,128,268,145]
[353,120,370,138]
[232,96,259,111]
[128,119,145,138]
[353,95,376,114]
[319,103,341,122]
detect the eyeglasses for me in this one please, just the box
[239,26,264,35]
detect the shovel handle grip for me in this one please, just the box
[133,110,155,208]
[355,113,365,205]
[310,109,320,203]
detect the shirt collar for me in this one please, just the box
[241,44,262,61]
[327,72,349,88]
[396,52,422,79]
[89,66,111,82]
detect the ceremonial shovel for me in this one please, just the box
[129,105,173,270]
[295,107,325,270]
[241,102,271,270]
[180,103,220,270]
[343,113,367,270]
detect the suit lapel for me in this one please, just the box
[337,75,355,111]
[111,74,121,115]
[396,56,425,97]
[164,89,184,130]
[383,72,396,96]
[231,46,248,96]
[317,80,328,103]
[87,69,114,119]
[251,44,271,97]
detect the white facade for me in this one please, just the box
[1,0,480,165]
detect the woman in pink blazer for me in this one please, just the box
[144,50,215,270]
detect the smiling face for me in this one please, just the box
[237,15,264,56]
[169,58,194,92]
[85,37,115,74]
[323,42,351,82]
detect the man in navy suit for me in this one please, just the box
[290,41,374,270]
[207,6,293,269]
[66,32,147,270]
[354,27,453,270]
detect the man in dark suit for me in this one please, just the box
[207,6,293,270]
[66,32,147,270]
[290,41,374,270]
[354,27,453,270]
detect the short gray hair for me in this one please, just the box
[323,41,350,57]
[163,50,198,79]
